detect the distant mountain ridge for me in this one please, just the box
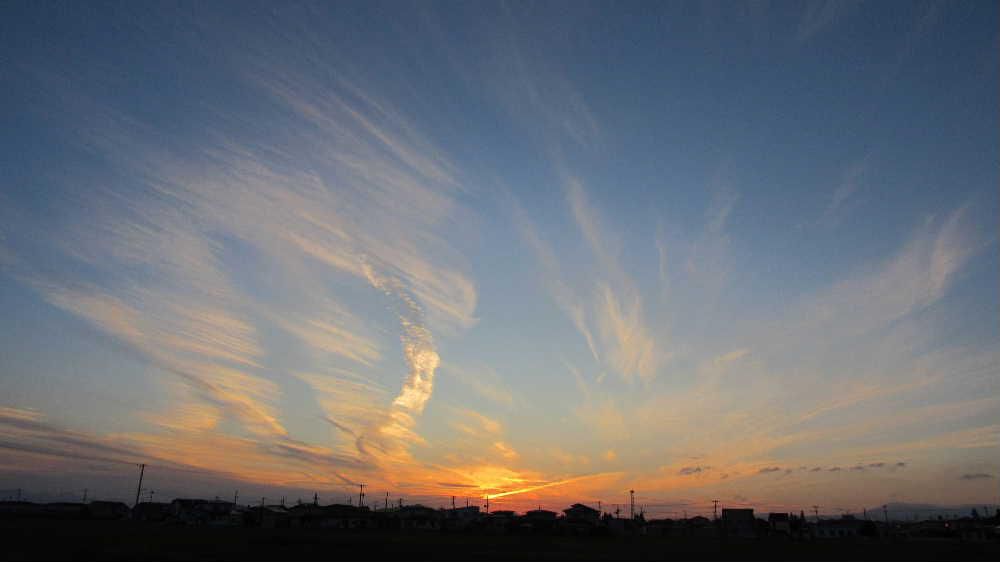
[861,502,999,521]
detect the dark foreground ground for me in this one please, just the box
[2,520,998,562]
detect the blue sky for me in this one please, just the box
[1,1,997,515]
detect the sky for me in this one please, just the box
[0,1,997,517]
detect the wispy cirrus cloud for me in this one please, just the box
[0,41,482,493]
[513,200,600,363]
[440,363,516,409]
[565,179,661,381]
[796,0,860,42]
[451,409,503,438]
[515,179,662,382]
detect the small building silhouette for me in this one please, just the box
[132,501,170,522]
[520,509,558,533]
[721,508,756,538]
[443,505,481,530]
[768,512,791,535]
[563,503,601,525]
[813,516,869,539]
[395,505,442,531]
[87,501,130,520]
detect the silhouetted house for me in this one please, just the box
[443,505,481,530]
[484,510,516,533]
[813,517,867,539]
[956,518,992,541]
[336,504,374,530]
[0,501,43,518]
[286,504,372,529]
[644,518,674,536]
[721,508,756,539]
[395,505,442,531]
[606,516,627,536]
[684,515,718,538]
[520,509,558,533]
[287,504,325,528]
[171,499,238,526]
[562,503,601,534]
[87,500,129,520]
[43,502,88,519]
[259,505,291,528]
[563,503,601,525]
[768,512,791,535]
[898,519,954,540]
[0,501,42,519]
[132,501,170,522]
[228,504,251,526]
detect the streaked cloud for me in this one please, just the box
[959,473,994,481]
[714,348,750,366]
[441,364,516,409]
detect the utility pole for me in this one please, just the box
[452,496,456,510]
[812,505,820,522]
[485,494,490,514]
[234,490,239,505]
[882,504,889,530]
[630,490,635,520]
[314,492,318,506]
[133,464,145,507]
[358,483,365,508]
[712,499,720,521]
[598,500,601,514]
[148,490,154,503]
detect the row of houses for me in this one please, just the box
[0,499,609,534]
[646,510,1000,542]
[3,499,998,541]
[0,500,130,520]
[256,502,607,534]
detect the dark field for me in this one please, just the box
[2,520,998,562]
